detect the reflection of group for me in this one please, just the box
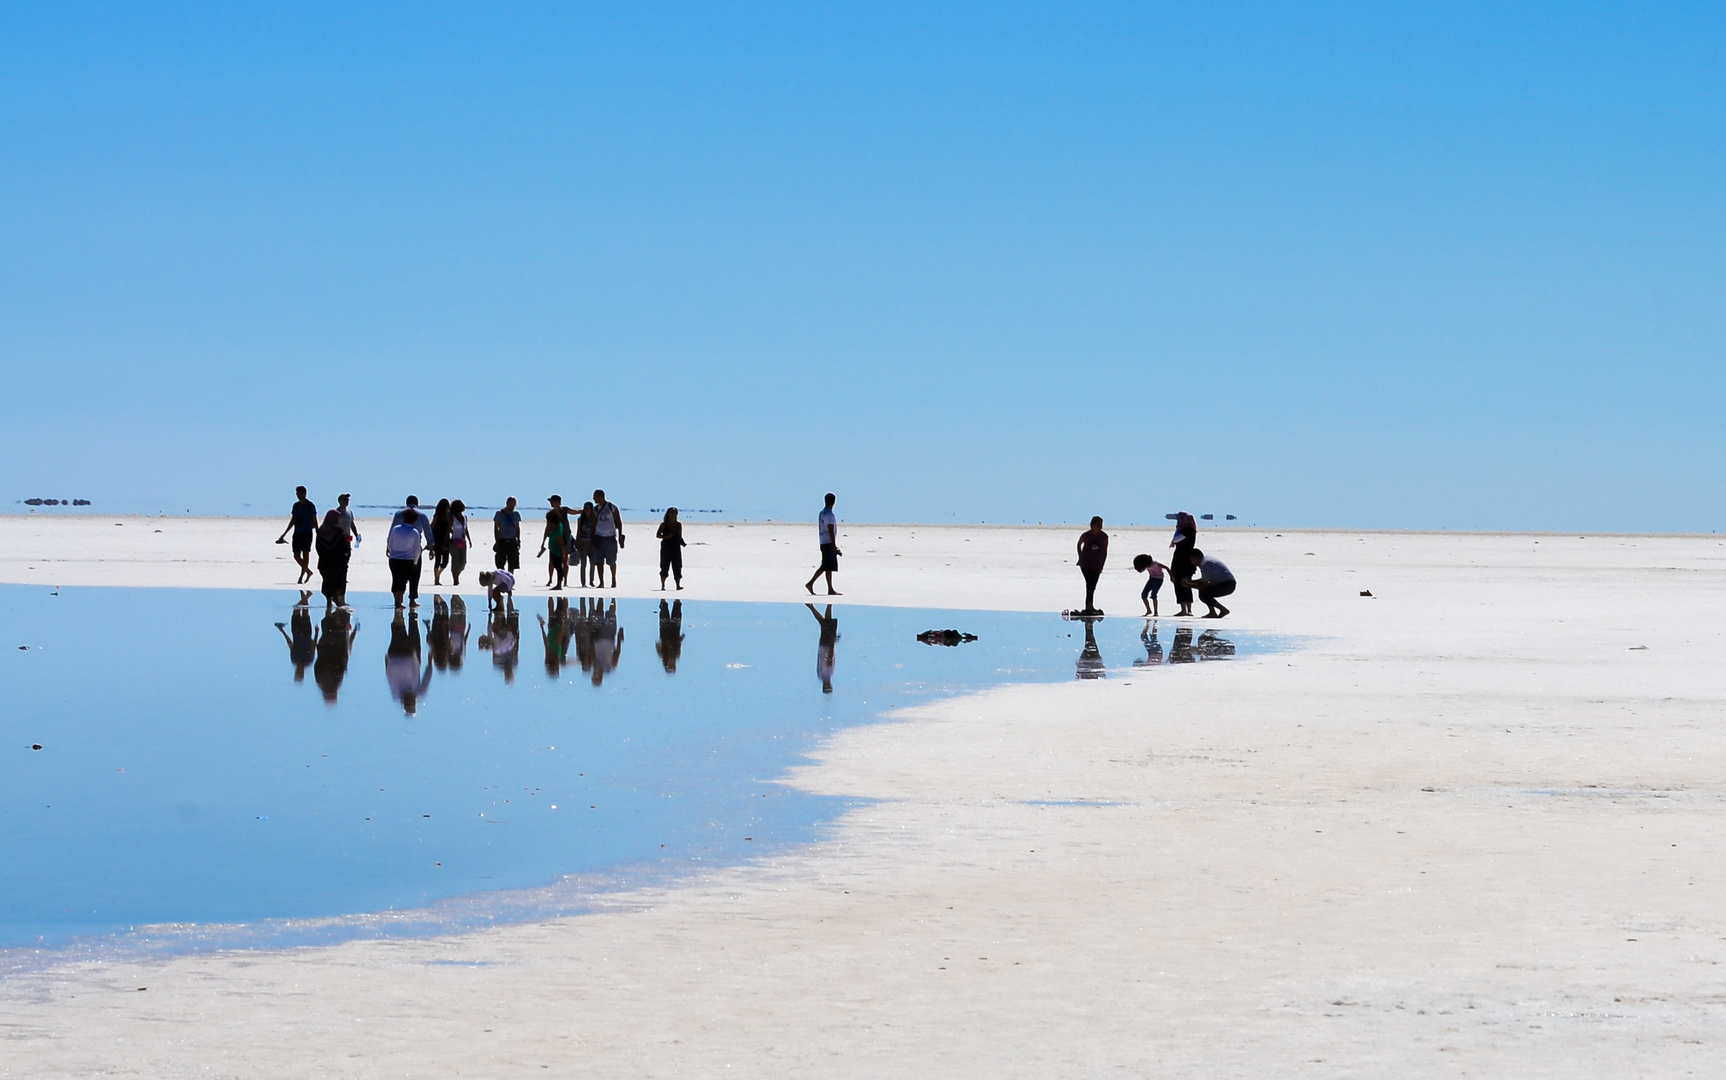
[275,591,360,704]
[534,597,627,686]
[1079,621,1235,680]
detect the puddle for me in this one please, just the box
[1,587,1291,954]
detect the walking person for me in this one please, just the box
[1168,511,1198,617]
[803,493,842,596]
[314,508,352,610]
[573,501,598,587]
[387,506,428,609]
[335,492,362,548]
[276,485,318,584]
[656,507,685,590]
[492,496,523,571]
[591,489,625,589]
[448,500,471,586]
[392,495,432,540]
[429,498,453,586]
[538,495,572,589]
[1076,516,1109,616]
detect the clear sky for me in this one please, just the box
[3,3,1721,529]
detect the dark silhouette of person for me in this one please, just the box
[807,603,839,693]
[446,595,471,671]
[313,608,358,704]
[804,493,842,596]
[1195,630,1236,660]
[1076,516,1109,615]
[385,609,433,716]
[1168,511,1199,617]
[274,592,317,682]
[1133,622,1164,668]
[276,485,317,584]
[1076,620,1106,680]
[656,599,685,674]
[315,509,351,610]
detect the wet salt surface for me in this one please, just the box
[1,586,1290,955]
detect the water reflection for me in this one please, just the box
[808,603,839,693]
[273,592,317,682]
[427,595,471,673]
[481,600,521,684]
[1133,622,1163,667]
[385,611,433,715]
[538,597,572,677]
[1075,619,1105,680]
[313,608,358,704]
[580,598,624,687]
[1164,626,1237,664]
[656,599,684,674]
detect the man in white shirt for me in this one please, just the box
[590,488,625,589]
[803,492,842,596]
[387,507,428,609]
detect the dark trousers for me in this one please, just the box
[389,557,422,600]
[659,544,683,581]
[495,538,520,571]
[1082,567,1101,611]
[1171,543,1195,606]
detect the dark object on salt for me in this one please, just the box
[1360,590,1373,597]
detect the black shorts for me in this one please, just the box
[292,532,314,555]
[1198,579,1236,599]
[389,557,422,597]
[820,544,839,573]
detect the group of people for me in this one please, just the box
[1075,510,1237,619]
[280,487,1238,620]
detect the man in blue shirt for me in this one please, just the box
[275,485,317,585]
[492,496,522,571]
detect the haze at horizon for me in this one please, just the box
[2,3,1721,531]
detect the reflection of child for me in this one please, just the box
[478,568,516,610]
[1132,553,1165,616]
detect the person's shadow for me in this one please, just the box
[313,607,358,705]
[807,603,839,694]
[656,599,685,674]
[274,591,317,682]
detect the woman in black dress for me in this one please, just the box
[1168,511,1197,617]
[315,509,352,611]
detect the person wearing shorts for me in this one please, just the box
[277,486,318,585]
[591,489,624,588]
[804,493,842,596]
[1187,548,1237,619]
[1133,553,1166,617]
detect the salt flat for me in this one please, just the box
[2,517,1724,1077]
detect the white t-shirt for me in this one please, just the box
[387,522,425,561]
[594,502,618,538]
[818,508,837,546]
[490,568,516,592]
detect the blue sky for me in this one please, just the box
[3,3,1721,528]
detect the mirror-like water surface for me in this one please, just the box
[2,586,1283,952]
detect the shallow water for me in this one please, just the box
[1,586,1282,951]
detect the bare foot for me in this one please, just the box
[827,590,842,596]
[806,582,816,595]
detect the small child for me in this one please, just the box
[478,568,516,610]
[1132,553,1165,617]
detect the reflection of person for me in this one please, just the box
[538,597,572,677]
[1076,619,1105,680]
[1133,621,1163,667]
[276,486,318,584]
[1187,548,1236,619]
[480,601,521,684]
[804,493,842,596]
[446,595,470,671]
[427,595,452,671]
[1167,626,1196,664]
[589,599,624,686]
[1195,630,1237,659]
[1168,511,1198,617]
[313,608,358,704]
[274,592,317,681]
[385,609,433,715]
[656,508,685,591]
[807,602,838,694]
[656,599,684,673]
[315,509,351,610]
[1076,517,1108,615]
[493,496,523,572]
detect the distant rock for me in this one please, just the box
[916,629,979,646]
